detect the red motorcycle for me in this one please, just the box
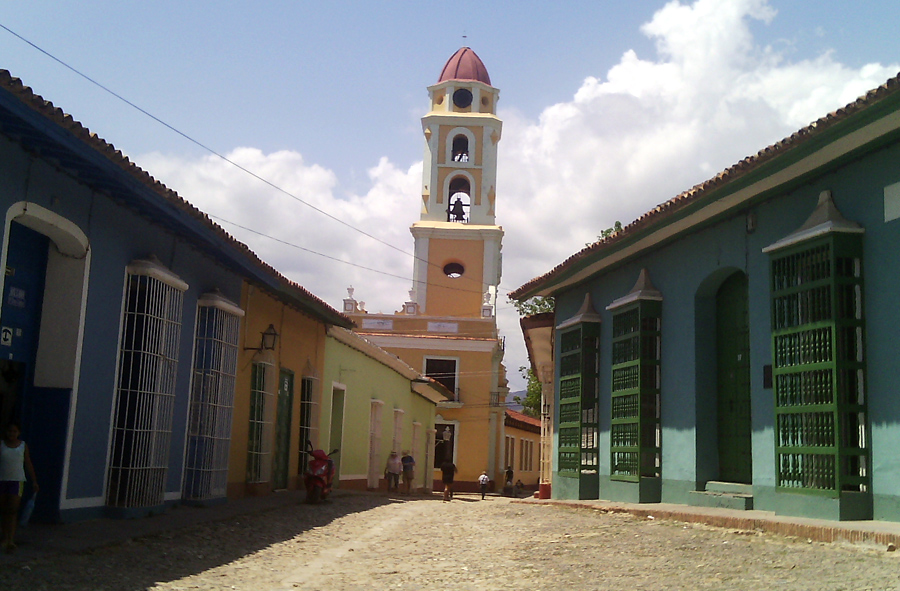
[304,441,338,503]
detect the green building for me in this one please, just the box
[512,72,900,522]
[321,326,449,493]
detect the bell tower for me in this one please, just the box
[411,47,504,318]
[347,48,510,491]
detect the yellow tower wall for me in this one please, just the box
[426,237,485,317]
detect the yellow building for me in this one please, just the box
[503,409,542,492]
[228,280,352,498]
[345,48,509,491]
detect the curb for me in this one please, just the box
[516,499,900,549]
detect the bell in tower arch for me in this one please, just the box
[447,177,470,223]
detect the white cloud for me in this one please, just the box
[140,0,899,390]
[141,149,423,316]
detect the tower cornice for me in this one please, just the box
[410,222,504,241]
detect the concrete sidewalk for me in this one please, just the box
[516,497,900,549]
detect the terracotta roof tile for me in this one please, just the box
[505,409,541,432]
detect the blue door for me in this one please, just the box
[1,221,69,522]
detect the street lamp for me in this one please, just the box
[441,425,452,461]
[245,324,279,352]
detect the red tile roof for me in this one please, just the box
[505,409,541,433]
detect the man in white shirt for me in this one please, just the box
[478,471,490,500]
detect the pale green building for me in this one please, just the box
[321,326,449,492]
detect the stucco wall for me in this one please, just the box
[228,282,327,497]
[322,335,436,491]
[550,137,900,519]
[0,135,245,519]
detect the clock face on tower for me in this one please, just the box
[452,88,473,109]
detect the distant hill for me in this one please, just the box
[506,390,525,412]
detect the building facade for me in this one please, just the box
[0,70,350,522]
[512,73,900,522]
[344,48,509,490]
[322,326,448,493]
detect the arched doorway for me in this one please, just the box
[0,202,89,521]
[715,271,752,483]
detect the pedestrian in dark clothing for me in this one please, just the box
[440,460,457,501]
[504,465,514,496]
[400,450,415,495]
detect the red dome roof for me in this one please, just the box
[438,47,491,85]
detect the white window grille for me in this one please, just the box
[392,408,404,452]
[522,439,534,472]
[247,361,274,483]
[504,435,515,476]
[367,400,384,488]
[183,292,243,501]
[297,377,316,476]
[107,259,187,509]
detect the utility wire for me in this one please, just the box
[0,23,413,260]
[0,23,525,302]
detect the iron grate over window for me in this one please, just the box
[297,378,316,476]
[609,299,661,482]
[107,261,186,509]
[247,362,274,484]
[769,233,868,496]
[183,296,242,501]
[556,322,600,484]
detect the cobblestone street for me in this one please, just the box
[3,492,900,590]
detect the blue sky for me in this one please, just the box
[2,1,899,389]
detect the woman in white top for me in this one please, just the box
[0,422,38,553]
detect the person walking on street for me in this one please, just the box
[478,470,490,500]
[440,459,457,501]
[384,451,402,493]
[400,450,415,495]
[0,422,38,553]
[504,465,514,496]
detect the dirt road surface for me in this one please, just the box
[3,492,899,590]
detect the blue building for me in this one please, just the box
[0,71,349,522]
[512,73,900,522]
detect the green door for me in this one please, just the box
[716,272,752,483]
[273,370,294,490]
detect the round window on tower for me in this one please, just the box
[443,262,465,278]
[452,88,473,109]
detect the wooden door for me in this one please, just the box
[716,272,752,483]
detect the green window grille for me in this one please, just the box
[609,300,661,482]
[769,233,867,496]
[557,323,600,477]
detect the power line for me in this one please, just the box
[0,22,524,303]
[0,23,414,260]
